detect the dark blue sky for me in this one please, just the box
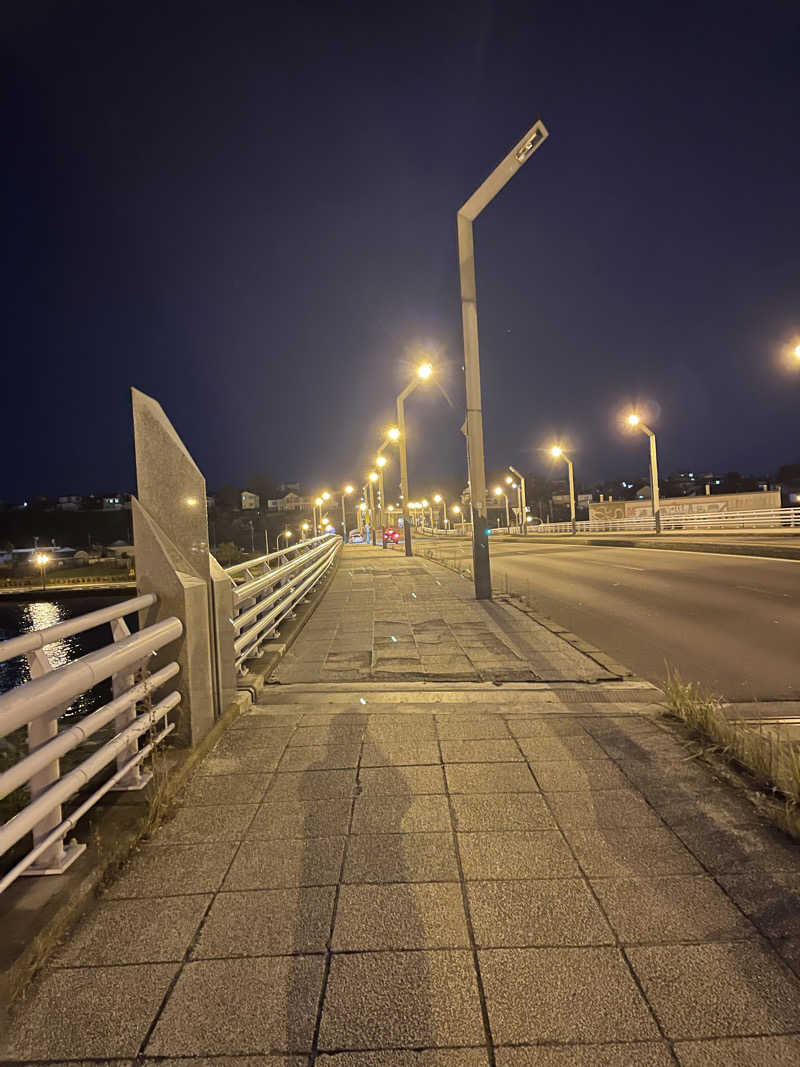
[2,0,798,503]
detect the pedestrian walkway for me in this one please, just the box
[3,548,800,1063]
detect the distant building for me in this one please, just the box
[57,495,82,511]
[267,491,311,512]
[240,491,260,510]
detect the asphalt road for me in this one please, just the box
[424,536,800,701]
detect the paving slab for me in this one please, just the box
[145,957,325,1055]
[343,832,460,883]
[495,1045,674,1066]
[627,941,800,1039]
[222,836,346,890]
[478,946,659,1043]
[52,894,210,967]
[467,879,612,947]
[318,950,485,1049]
[673,1034,800,1066]
[0,963,178,1060]
[590,875,756,943]
[332,882,469,950]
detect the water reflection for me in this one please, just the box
[0,594,135,719]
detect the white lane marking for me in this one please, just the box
[586,560,645,572]
[736,585,791,598]
[522,543,800,566]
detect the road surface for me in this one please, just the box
[422,536,800,702]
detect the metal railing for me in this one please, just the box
[225,534,341,673]
[0,594,182,893]
[524,507,800,535]
[418,508,800,537]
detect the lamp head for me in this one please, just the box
[315,497,323,506]
[322,491,331,500]
[493,487,502,496]
[550,446,563,458]
[376,456,387,468]
[388,426,400,441]
[421,499,429,507]
[35,552,49,565]
[417,362,433,380]
[452,505,461,514]
[627,414,640,427]
[433,494,442,503]
[344,484,354,494]
[368,472,378,482]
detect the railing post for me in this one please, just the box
[21,649,85,875]
[109,616,150,790]
[131,388,216,746]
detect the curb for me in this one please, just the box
[496,533,800,561]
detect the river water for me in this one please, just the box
[0,592,136,715]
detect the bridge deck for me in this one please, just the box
[3,548,800,1062]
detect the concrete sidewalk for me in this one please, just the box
[3,548,800,1063]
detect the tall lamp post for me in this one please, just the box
[341,485,354,539]
[458,118,549,599]
[493,487,510,528]
[550,447,577,535]
[313,497,323,538]
[367,473,378,544]
[508,466,527,533]
[627,414,661,533]
[35,552,50,592]
[433,493,447,530]
[375,456,387,533]
[396,362,434,557]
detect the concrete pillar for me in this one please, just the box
[131,388,217,746]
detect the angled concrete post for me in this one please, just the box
[131,387,221,746]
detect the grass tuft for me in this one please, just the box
[663,665,800,825]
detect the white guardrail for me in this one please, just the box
[418,508,800,537]
[0,594,182,892]
[226,533,341,673]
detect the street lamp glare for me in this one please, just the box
[417,362,433,380]
[795,344,800,359]
[322,491,331,501]
[368,472,378,482]
[35,553,49,565]
[344,484,354,494]
[388,426,400,440]
[433,494,442,503]
[627,413,640,426]
[550,445,563,458]
[452,505,461,514]
[315,497,323,506]
[376,455,387,468]
[505,475,513,484]
[493,487,502,496]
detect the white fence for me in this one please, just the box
[226,533,340,672]
[418,508,800,537]
[0,594,182,893]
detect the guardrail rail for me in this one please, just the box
[225,533,341,673]
[0,594,182,892]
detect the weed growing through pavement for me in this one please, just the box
[663,665,800,827]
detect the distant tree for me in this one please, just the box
[246,472,280,502]
[777,464,800,483]
[214,484,242,510]
[213,541,242,566]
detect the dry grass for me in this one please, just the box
[663,666,800,820]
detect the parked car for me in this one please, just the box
[383,527,400,544]
[348,530,365,544]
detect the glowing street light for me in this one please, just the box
[458,118,549,599]
[507,466,527,534]
[625,413,662,533]
[278,529,293,549]
[493,486,510,529]
[34,552,50,592]
[341,484,354,538]
[396,360,435,556]
[313,496,324,538]
[388,426,400,441]
[433,493,447,530]
[550,446,577,535]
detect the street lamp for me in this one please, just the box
[375,456,388,534]
[508,466,527,534]
[626,413,661,533]
[279,529,293,549]
[458,118,549,599]
[301,522,310,540]
[493,487,510,529]
[314,497,323,538]
[35,552,50,591]
[341,484,354,539]
[550,446,577,535]
[433,493,447,530]
[396,362,435,557]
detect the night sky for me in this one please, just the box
[2,0,799,505]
